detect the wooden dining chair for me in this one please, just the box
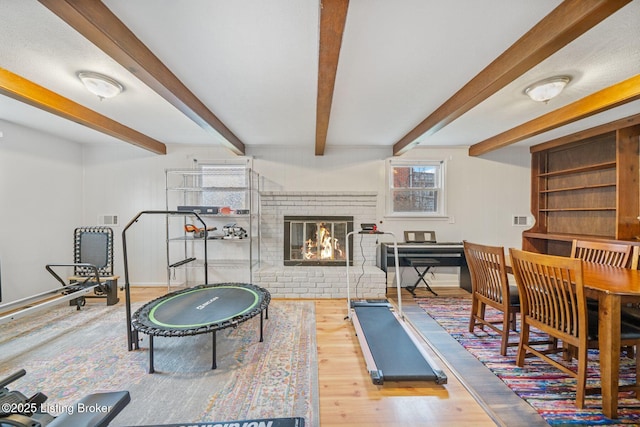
[509,248,640,408]
[622,245,640,330]
[570,239,632,268]
[463,241,519,356]
[631,245,640,270]
[572,239,636,357]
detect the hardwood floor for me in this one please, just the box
[122,285,497,426]
[316,297,496,426]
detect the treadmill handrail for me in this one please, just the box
[346,230,402,319]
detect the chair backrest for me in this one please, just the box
[509,248,586,347]
[463,241,510,305]
[74,227,114,277]
[632,246,640,270]
[570,239,631,268]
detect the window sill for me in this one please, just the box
[384,214,450,220]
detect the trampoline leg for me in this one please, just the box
[133,330,140,350]
[259,311,264,342]
[149,335,155,374]
[211,331,217,370]
[266,306,269,319]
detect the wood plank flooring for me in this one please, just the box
[316,296,496,426]
[123,286,499,426]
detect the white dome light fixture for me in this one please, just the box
[524,75,571,103]
[77,71,124,100]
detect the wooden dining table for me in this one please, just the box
[506,257,640,419]
[581,261,640,419]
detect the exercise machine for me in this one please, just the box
[135,418,305,427]
[0,227,118,325]
[128,283,270,373]
[346,226,447,385]
[0,264,106,325]
[122,210,270,373]
[0,369,129,427]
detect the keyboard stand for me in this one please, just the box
[406,257,439,296]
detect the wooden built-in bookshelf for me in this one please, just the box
[523,114,640,256]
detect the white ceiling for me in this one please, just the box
[0,0,638,154]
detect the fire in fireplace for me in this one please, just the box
[284,216,353,266]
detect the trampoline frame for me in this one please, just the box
[134,282,270,373]
[122,210,271,373]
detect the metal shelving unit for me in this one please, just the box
[165,160,260,288]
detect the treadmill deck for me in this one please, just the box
[352,300,447,384]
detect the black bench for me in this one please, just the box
[405,257,439,296]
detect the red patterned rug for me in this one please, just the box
[416,297,640,426]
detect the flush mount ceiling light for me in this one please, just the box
[524,75,571,103]
[77,71,124,100]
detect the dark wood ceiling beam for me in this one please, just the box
[38,0,245,155]
[392,0,631,156]
[468,73,640,156]
[529,111,640,153]
[316,0,349,156]
[0,68,166,154]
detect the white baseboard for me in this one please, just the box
[128,282,179,287]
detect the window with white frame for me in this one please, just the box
[387,159,446,217]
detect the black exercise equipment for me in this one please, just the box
[0,263,105,325]
[122,210,270,373]
[0,227,118,325]
[0,369,129,427]
[68,226,120,306]
[346,229,447,385]
[123,210,210,352]
[136,418,305,427]
[131,283,270,373]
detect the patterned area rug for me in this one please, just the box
[416,297,640,426]
[0,299,318,427]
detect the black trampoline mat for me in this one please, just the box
[148,285,260,329]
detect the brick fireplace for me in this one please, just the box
[283,215,353,266]
[254,192,386,298]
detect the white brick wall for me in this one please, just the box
[255,192,386,298]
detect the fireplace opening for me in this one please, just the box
[284,216,353,266]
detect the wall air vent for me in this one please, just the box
[98,214,119,226]
[512,215,529,226]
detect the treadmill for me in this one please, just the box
[346,227,447,385]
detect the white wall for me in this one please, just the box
[249,144,531,287]
[250,144,531,248]
[384,146,532,246]
[0,120,83,303]
[0,127,531,300]
[251,145,387,192]
[82,144,239,287]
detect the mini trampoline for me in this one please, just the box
[131,282,270,373]
[122,211,271,373]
